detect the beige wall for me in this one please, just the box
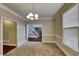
[3,18,17,45]
[27,18,55,42]
[54,3,76,37]
[54,3,78,56]
[17,19,26,46]
[0,6,26,46]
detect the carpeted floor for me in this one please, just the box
[4,42,66,56]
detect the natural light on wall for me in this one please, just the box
[63,4,78,52]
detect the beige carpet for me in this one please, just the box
[4,42,66,56]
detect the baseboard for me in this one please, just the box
[42,41,69,55]
[55,42,78,56]
[55,42,68,56]
[42,41,77,56]
[3,43,17,46]
[17,40,26,47]
[42,41,56,43]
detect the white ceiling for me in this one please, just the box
[3,3,64,18]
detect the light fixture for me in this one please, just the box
[26,15,30,18]
[35,13,39,19]
[26,4,39,20]
[29,12,33,16]
[30,17,34,20]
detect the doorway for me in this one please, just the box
[3,17,17,55]
[27,24,42,42]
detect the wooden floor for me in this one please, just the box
[4,42,66,56]
[3,45,16,55]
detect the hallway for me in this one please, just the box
[4,42,65,56]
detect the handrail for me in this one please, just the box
[29,25,40,37]
[30,24,40,34]
[29,24,40,37]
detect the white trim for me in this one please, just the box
[3,43,17,46]
[27,24,29,41]
[42,41,56,43]
[55,42,79,56]
[53,34,78,55]
[42,34,63,38]
[17,40,26,47]
[54,34,78,56]
[27,17,53,21]
[42,41,73,56]
[42,41,69,55]
[0,4,26,20]
[17,21,19,47]
[2,16,18,47]
[55,42,69,56]
[2,17,17,23]
[38,17,53,20]
[28,17,53,21]
[0,16,3,55]
[43,40,78,56]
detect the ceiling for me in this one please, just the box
[3,3,64,19]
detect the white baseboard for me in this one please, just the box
[55,42,68,56]
[3,43,17,46]
[42,41,71,56]
[55,42,78,56]
[42,41,56,43]
[17,40,26,47]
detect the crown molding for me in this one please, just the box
[0,4,26,20]
[27,17,53,21]
[39,17,53,20]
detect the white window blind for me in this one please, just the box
[63,4,78,51]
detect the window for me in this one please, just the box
[63,4,78,51]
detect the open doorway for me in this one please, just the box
[3,17,17,55]
[27,24,43,42]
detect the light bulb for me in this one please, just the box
[26,15,30,18]
[35,13,39,19]
[29,12,33,16]
[30,17,34,20]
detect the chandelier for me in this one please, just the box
[26,4,39,20]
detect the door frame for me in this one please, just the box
[2,16,18,46]
[27,24,43,42]
[0,16,3,55]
